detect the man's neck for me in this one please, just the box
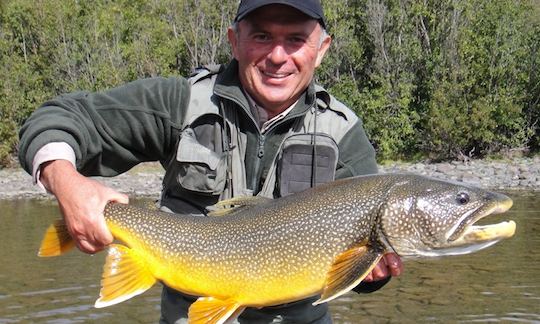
[244,91,298,133]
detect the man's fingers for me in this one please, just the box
[75,236,104,254]
[62,201,113,254]
[383,253,403,277]
[108,191,129,205]
[95,212,114,245]
[363,253,403,282]
[371,257,389,281]
[97,190,127,244]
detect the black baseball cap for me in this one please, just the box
[235,0,327,29]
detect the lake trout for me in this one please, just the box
[38,173,515,324]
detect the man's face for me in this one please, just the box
[228,5,331,117]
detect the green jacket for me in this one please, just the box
[19,60,377,203]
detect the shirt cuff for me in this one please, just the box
[32,142,76,192]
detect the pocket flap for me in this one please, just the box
[176,129,221,170]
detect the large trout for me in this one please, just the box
[38,174,515,323]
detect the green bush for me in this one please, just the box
[1,0,539,167]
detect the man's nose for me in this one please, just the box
[267,43,288,65]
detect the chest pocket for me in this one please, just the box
[175,120,229,196]
[277,133,339,197]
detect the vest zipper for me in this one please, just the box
[251,134,265,190]
[257,134,266,158]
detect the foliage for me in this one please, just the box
[319,0,539,161]
[0,0,539,166]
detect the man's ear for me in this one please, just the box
[315,34,332,68]
[228,27,239,60]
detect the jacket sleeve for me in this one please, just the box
[335,118,378,179]
[18,76,190,177]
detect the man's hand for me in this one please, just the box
[351,253,403,294]
[40,160,129,254]
[364,253,403,282]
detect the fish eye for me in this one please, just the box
[456,192,470,205]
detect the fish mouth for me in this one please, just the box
[440,198,515,255]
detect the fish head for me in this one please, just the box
[379,175,515,258]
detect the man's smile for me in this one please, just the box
[261,70,293,79]
[263,72,290,79]
[259,68,296,86]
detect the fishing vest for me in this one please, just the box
[160,65,360,215]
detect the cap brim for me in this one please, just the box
[235,0,326,28]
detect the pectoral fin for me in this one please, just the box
[38,219,75,257]
[95,244,156,308]
[188,297,245,324]
[314,243,384,305]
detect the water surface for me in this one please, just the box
[1,193,538,323]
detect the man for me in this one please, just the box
[18,0,402,323]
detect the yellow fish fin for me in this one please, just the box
[208,196,271,217]
[313,243,384,305]
[188,297,245,324]
[94,244,156,308]
[38,219,75,257]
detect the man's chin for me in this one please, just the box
[251,87,292,105]
[258,96,295,111]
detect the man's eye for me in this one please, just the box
[253,34,270,42]
[289,37,305,44]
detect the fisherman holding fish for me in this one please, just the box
[19,0,403,322]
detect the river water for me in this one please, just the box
[0,192,538,323]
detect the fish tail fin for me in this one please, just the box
[188,297,245,324]
[38,219,75,257]
[95,244,156,308]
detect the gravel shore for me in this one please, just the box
[379,156,540,191]
[1,157,539,200]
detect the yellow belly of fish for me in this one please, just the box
[102,223,331,307]
[155,256,327,307]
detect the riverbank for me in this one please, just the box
[379,156,540,191]
[1,157,539,199]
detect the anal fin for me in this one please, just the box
[95,244,156,308]
[314,243,384,305]
[188,297,245,324]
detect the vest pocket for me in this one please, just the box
[277,133,339,197]
[175,128,228,195]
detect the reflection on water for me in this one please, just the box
[0,193,539,323]
[0,199,161,324]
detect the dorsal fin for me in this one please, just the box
[208,196,271,217]
[131,200,159,211]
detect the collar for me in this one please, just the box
[244,91,299,134]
